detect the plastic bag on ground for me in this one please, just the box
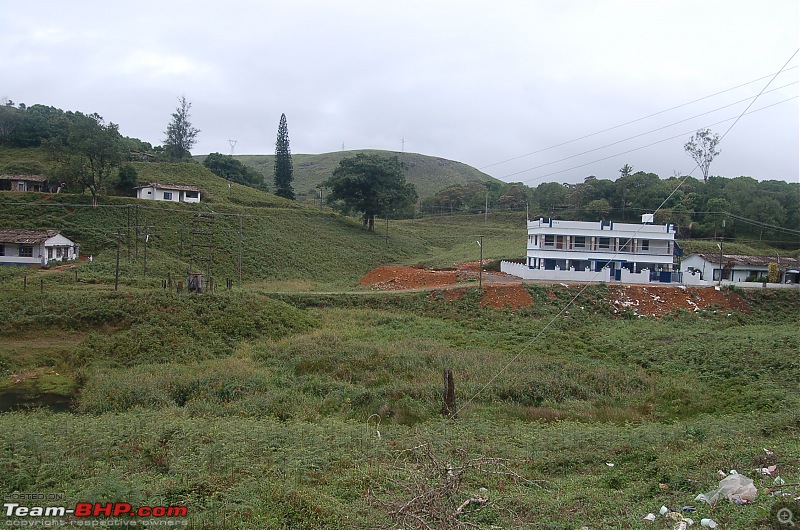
[695,473,757,505]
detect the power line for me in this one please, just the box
[495,82,795,178]
[718,49,799,142]
[480,66,799,171]
[447,50,800,420]
[502,96,797,184]
[724,212,800,236]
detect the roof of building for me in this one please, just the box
[693,253,800,268]
[135,182,201,192]
[0,174,48,182]
[0,229,62,244]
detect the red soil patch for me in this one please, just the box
[608,284,750,317]
[480,284,534,309]
[360,265,752,315]
[359,265,466,290]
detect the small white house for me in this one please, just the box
[0,229,80,266]
[502,214,679,283]
[135,182,201,203]
[681,253,800,284]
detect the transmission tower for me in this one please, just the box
[228,139,237,155]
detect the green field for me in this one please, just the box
[1,247,799,528]
[1,179,800,528]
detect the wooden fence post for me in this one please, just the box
[442,369,456,417]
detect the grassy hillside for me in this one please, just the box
[230,149,499,198]
[0,282,798,528]
[0,152,528,290]
[0,195,435,290]
[131,161,294,207]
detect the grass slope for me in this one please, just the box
[0,284,798,528]
[230,149,499,198]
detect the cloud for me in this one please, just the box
[0,0,796,184]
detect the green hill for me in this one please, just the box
[226,150,499,198]
[0,151,526,290]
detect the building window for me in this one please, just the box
[0,244,4,256]
[640,239,650,251]
[573,236,586,248]
[185,191,198,198]
[544,234,555,247]
[19,245,33,258]
[555,235,564,249]
[163,192,173,200]
[56,247,63,258]
[619,238,632,252]
[598,237,610,250]
[48,248,54,259]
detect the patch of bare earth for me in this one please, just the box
[480,284,533,309]
[360,265,752,315]
[608,285,750,317]
[359,266,466,290]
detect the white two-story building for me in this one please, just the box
[502,214,679,283]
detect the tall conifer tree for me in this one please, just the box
[273,113,294,200]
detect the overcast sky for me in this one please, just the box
[2,1,798,185]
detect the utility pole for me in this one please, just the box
[134,204,139,259]
[115,233,120,291]
[237,214,243,288]
[477,236,484,289]
[718,219,726,286]
[143,223,153,275]
[126,205,131,259]
[485,192,488,224]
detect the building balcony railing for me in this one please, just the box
[536,244,670,255]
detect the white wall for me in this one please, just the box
[181,191,201,203]
[618,268,652,284]
[502,260,612,282]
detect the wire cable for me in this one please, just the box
[480,66,799,170]
[502,96,797,183]
[448,50,800,419]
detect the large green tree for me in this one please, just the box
[61,112,123,207]
[323,153,418,231]
[203,152,264,188]
[273,113,294,200]
[163,96,200,160]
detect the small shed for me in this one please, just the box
[0,174,48,192]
